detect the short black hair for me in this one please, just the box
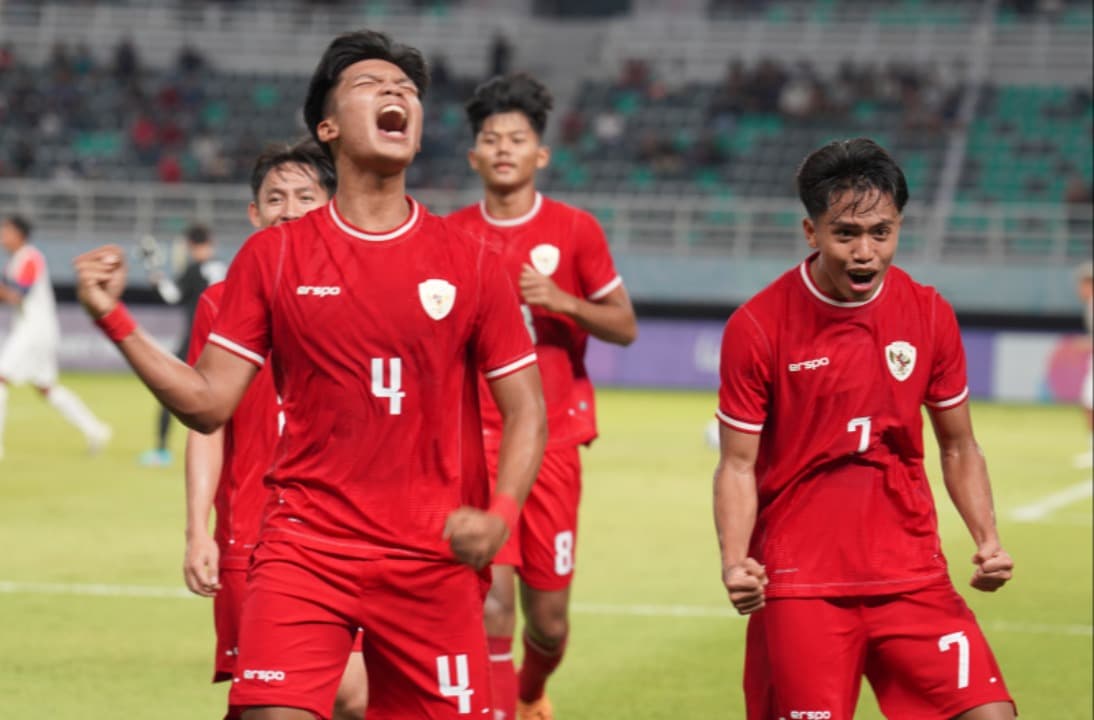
[465,73,554,138]
[3,214,32,241]
[186,224,211,245]
[796,138,909,219]
[250,138,337,200]
[303,30,429,158]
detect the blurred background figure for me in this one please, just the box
[0,215,111,461]
[139,224,225,466]
[1075,261,1093,469]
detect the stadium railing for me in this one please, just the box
[0,179,1087,267]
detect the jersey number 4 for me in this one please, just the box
[436,654,474,714]
[371,357,406,415]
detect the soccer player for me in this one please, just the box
[448,73,637,720]
[183,140,367,719]
[140,223,226,466]
[1074,261,1092,469]
[0,215,110,461]
[714,138,1016,719]
[73,30,546,720]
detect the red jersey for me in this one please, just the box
[207,198,536,561]
[187,282,281,570]
[717,256,969,598]
[447,193,622,449]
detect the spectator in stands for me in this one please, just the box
[778,62,821,119]
[560,108,586,146]
[113,36,139,81]
[691,128,728,169]
[489,31,514,77]
[130,111,160,165]
[707,58,747,129]
[0,43,13,73]
[177,43,207,74]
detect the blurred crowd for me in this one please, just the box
[0,38,243,183]
[556,56,962,181]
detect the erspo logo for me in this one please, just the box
[242,669,287,682]
[296,285,342,297]
[788,356,830,373]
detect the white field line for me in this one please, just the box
[0,581,1088,637]
[0,580,192,599]
[1010,479,1094,522]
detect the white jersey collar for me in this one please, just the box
[799,256,885,308]
[479,192,543,228]
[329,197,420,242]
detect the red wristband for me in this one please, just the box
[94,303,138,343]
[488,493,520,536]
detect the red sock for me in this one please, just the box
[488,636,517,720]
[518,632,567,703]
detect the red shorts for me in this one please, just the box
[490,445,582,591]
[212,568,246,682]
[226,541,490,720]
[212,568,363,684]
[744,580,1014,719]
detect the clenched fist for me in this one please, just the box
[73,244,128,318]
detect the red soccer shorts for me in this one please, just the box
[212,568,363,684]
[212,568,247,682]
[226,540,491,720]
[489,445,582,591]
[744,580,1014,720]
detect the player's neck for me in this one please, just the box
[482,183,539,220]
[333,172,410,234]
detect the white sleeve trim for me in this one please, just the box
[925,386,969,409]
[588,276,623,301]
[483,352,537,380]
[716,408,764,433]
[208,333,266,367]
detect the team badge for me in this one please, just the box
[418,279,456,320]
[885,341,916,381]
[529,244,560,276]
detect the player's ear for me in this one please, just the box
[316,117,338,144]
[803,217,818,249]
[467,148,481,173]
[536,145,551,170]
[247,202,262,229]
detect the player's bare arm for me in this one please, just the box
[184,427,225,597]
[519,263,637,345]
[444,364,546,570]
[73,245,257,431]
[929,402,1014,592]
[0,281,23,306]
[713,424,768,614]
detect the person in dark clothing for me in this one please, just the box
[140,224,225,466]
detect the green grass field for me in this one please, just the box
[0,375,1090,718]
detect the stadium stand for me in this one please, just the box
[0,0,1089,310]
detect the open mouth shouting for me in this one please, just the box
[377,104,409,138]
[847,268,878,294]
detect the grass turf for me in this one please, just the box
[0,376,1090,718]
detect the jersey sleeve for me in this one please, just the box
[716,306,773,434]
[924,294,969,409]
[574,211,623,301]
[474,246,537,381]
[6,251,43,294]
[207,231,276,368]
[186,289,220,366]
